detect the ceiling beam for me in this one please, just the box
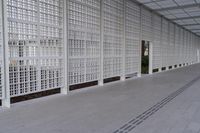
[141,0,166,5]
[189,29,200,31]
[156,3,200,12]
[182,23,200,26]
[171,15,200,20]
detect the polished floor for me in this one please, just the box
[1,64,200,133]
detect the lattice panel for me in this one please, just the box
[103,0,124,78]
[7,0,63,97]
[174,25,180,65]
[190,34,192,63]
[0,1,3,99]
[125,0,140,74]
[186,31,190,63]
[141,8,152,41]
[179,28,184,64]
[169,23,175,66]
[161,18,169,67]
[152,14,162,69]
[68,0,101,85]
[183,30,187,63]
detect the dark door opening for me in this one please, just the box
[141,40,149,74]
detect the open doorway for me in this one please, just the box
[141,40,150,74]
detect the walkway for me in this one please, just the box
[0,64,200,133]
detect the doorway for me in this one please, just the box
[141,40,150,74]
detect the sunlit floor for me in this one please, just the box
[1,63,200,133]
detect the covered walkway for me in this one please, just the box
[0,64,200,133]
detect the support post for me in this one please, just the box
[149,42,153,74]
[121,0,126,81]
[99,0,104,86]
[2,0,10,108]
[138,5,142,77]
[62,0,68,94]
[160,17,163,73]
[149,11,153,75]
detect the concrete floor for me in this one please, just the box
[1,64,200,133]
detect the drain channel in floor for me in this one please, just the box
[113,75,200,133]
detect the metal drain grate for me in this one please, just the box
[113,75,200,133]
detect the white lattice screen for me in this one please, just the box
[125,0,140,75]
[68,0,101,85]
[103,0,124,78]
[7,0,63,97]
[152,14,162,69]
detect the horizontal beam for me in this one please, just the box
[156,3,200,12]
[189,29,200,32]
[181,23,200,26]
[139,0,165,5]
[171,15,200,21]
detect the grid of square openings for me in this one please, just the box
[68,0,101,85]
[125,0,140,75]
[179,28,184,64]
[174,25,180,65]
[141,8,152,42]
[161,18,169,67]
[103,0,124,78]
[169,22,175,66]
[7,0,63,97]
[152,14,162,69]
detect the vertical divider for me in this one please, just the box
[99,0,104,86]
[62,0,69,94]
[2,0,10,108]
[121,0,126,81]
[149,11,153,74]
[173,24,176,68]
[0,0,3,104]
[166,20,170,70]
[36,0,41,92]
[138,5,142,77]
[160,17,163,70]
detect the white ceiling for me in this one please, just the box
[136,0,200,36]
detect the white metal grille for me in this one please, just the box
[141,8,152,41]
[7,0,63,97]
[183,30,187,64]
[169,22,175,66]
[68,0,101,85]
[0,0,3,99]
[103,0,124,78]
[161,18,169,67]
[179,28,184,64]
[174,25,180,66]
[125,0,140,74]
[152,14,162,69]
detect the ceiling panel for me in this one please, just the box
[136,0,200,36]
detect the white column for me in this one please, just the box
[137,5,142,78]
[61,0,69,94]
[197,49,200,63]
[160,17,163,72]
[149,11,153,75]
[2,0,10,108]
[98,0,104,86]
[149,42,153,74]
[121,0,126,81]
